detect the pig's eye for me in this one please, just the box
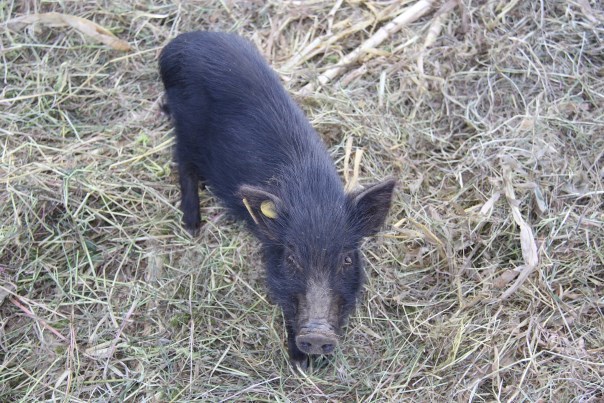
[343,256,353,266]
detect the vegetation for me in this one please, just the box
[1,1,602,401]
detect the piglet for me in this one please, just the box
[159,31,395,368]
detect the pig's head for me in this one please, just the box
[239,178,396,367]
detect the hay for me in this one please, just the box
[1,0,603,401]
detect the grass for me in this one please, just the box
[1,0,603,401]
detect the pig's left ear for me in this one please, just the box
[348,178,396,237]
[238,185,282,238]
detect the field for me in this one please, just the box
[1,0,603,401]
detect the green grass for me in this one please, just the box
[1,0,603,401]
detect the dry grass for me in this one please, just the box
[1,0,603,401]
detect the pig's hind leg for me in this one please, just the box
[178,162,202,236]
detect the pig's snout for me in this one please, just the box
[296,324,338,355]
[296,333,337,355]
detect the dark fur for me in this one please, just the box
[159,31,395,367]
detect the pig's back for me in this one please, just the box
[159,31,341,218]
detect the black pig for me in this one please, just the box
[159,31,395,368]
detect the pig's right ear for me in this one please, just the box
[238,185,283,238]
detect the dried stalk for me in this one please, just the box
[301,0,435,94]
[499,164,539,300]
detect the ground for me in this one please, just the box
[1,0,603,401]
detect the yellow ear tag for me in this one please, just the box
[260,200,278,219]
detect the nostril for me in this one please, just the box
[321,343,335,354]
[299,341,312,351]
